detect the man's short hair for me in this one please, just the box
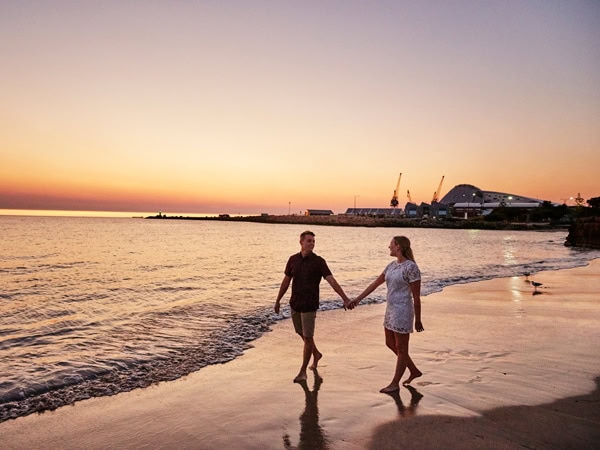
[300,230,315,240]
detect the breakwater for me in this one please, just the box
[147,213,565,231]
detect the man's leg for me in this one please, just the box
[294,336,313,383]
[293,311,317,382]
[302,311,320,369]
[309,339,322,370]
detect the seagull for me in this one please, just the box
[531,281,542,292]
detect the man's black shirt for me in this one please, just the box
[284,252,332,312]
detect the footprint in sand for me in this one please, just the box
[416,381,439,386]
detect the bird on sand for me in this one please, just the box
[523,271,531,281]
[531,281,542,292]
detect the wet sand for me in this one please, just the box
[2,259,599,449]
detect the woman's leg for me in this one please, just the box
[384,328,422,384]
[380,331,410,393]
[384,328,397,353]
[403,355,422,385]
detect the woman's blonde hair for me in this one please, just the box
[393,236,415,262]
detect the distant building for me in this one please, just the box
[430,201,449,218]
[345,208,403,217]
[403,202,418,218]
[399,201,448,219]
[417,202,431,217]
[440,184,545,217]
[305,209,334,216]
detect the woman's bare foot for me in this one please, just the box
[309,351,322,370]
[404,384,424,405]
[379,383,400,393]
[293,372,308,383]
[403,369,422,385]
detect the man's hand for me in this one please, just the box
[415,320,424,332]
[274,301,281,314]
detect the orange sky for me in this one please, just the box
[1,1,599,215]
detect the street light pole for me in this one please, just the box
[353,194,360,210]
[464,192,476,219]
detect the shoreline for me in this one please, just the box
[2,259,599,449]
[1,256,596,423]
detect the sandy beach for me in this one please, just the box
[2,259,599,449]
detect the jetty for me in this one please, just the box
[146,213,568,231]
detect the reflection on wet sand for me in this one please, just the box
[283,369,329,450]
[382,384,424,417]
[368,377,600,449]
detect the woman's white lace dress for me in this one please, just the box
[383,259,421,333]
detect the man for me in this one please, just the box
[275,230,351,383]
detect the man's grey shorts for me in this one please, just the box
[291,310,316,338]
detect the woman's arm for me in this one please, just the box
[410,279,424,332]
[351,273,385,307]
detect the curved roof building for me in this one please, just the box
[440,184,545,208]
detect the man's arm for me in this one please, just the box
[274,275,291,314]
[325,275,350,309]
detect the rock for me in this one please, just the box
[565,217,600,249]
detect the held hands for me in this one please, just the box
[346,298,360,310]
[342,297,354,311]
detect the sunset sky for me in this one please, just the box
[1,1,599,215]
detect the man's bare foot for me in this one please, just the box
[402,370,423,385]
[293,372,308,383]
[309,351,322,370]
[379,384,400,393]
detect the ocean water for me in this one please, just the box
[1,215,598,421]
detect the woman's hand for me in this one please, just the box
[415,320,424,332]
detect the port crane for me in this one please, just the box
[407,190,412,203]
[431,175,445,203]
[390,173,402,208]
[560,197,574,205]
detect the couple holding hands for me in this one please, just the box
[274,231,424,393]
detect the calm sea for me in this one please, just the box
[1,215,598,421]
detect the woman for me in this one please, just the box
[350,236,424,393]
